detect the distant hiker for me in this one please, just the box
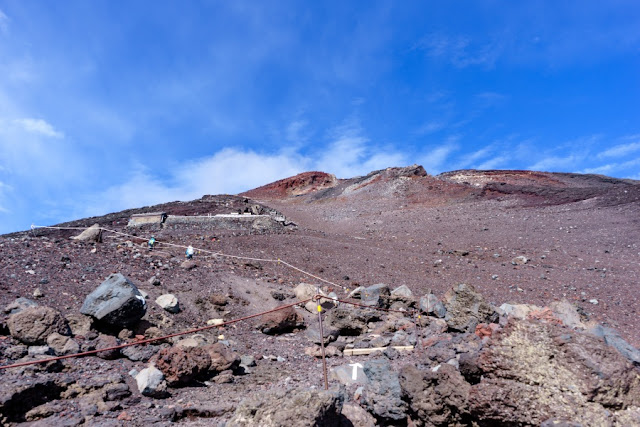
[186,245,195,259]
[148,237,156,251]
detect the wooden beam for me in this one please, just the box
[343,346,414,356]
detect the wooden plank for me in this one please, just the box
[343,346,414,356]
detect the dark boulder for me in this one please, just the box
[80,273,146,329]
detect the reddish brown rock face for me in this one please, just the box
[153,346,212,386]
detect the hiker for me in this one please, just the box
[148,237,156,251]
[186,245,195,259]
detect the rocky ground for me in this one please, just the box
[0,165,639,426]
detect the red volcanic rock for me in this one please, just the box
[153,346,212,386]
[240,171,338,199]
[255,306,305,335]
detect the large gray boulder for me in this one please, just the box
[7,306,70,345]
[228,387,344,426]
[400,363,471,426]
[80,273,146,328]
[419,293,447,318]
[361,283,391,308]
[586,324,640,366]
[326,306,381,336]
[361,358,407,423]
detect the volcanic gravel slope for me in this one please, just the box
[242,165,640,347]
[0,165,639,425]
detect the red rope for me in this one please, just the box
[1,295,420,371]
[0,298,313,371]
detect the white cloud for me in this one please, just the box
[475,155,508,170]
[285,120,309,144]
[581,157,640,177]
[418,137,459,174]
[13,118,64,138]
[84,149,307,217]
[0,181,12,213]
[417,33,502,68]
[81,123,412,217]
[457,146,493,168]
[314,123,407,178]
[0,9,8,34]
[528,155,580,172]
[598,140,640,158]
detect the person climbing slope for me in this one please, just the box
[186,245,195,259]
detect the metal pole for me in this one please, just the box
[316,290,329,390]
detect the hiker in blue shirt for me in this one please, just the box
[148,237,156,251]
[186,245,195,259]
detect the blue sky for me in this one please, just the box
[0,1,639,233]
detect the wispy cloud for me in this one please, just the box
[13,118,64,138]
[0,181,12,213]
[419,136,459,174]
[476,156,508,170]
[416,33,502,68]
[80,122,409,217]
[315,122,407,178]
[0,9,8,35]
[597,139,640,158]
[528,155,582,172]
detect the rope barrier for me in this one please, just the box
[0,293,421,371]
[31,224,348,291]
[16,224,424,389]
[0,298,313,371]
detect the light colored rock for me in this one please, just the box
[294,283,327,313]
[47,332,80,356]
[511,255,529,265]
[70,223,102,242]
[8,306,70,345]
[498,303,540,320]
[228,387,344,426]
[391,285,414,301]
[331,363,368,386]
[65,314,93,337]
[341,402,377,427]
[175,336,205,348]
[156,294,180,313]
[32,288,43,298]
[136,366,167,398]
[348,286,364,299]
[549,300,585,329]
[419,293,447,318]
[28,345,53,356]
[206,318,224,326]
[305,345,341,358]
